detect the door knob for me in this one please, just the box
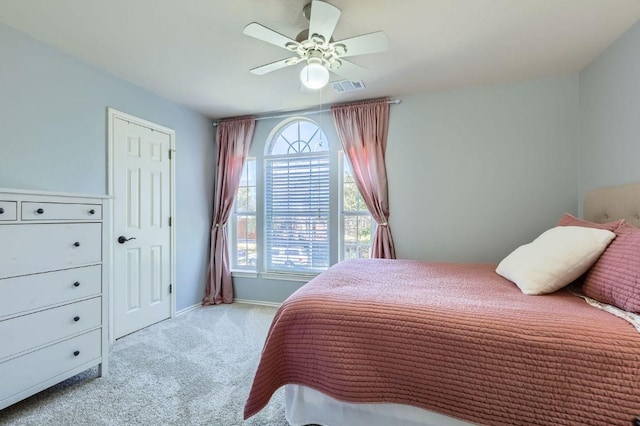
[118,236,136,244]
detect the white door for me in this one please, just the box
[112,116,172,338]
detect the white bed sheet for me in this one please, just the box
[284,385,476,426]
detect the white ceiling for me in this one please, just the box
[1,0,639,119]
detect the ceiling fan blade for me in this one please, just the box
[308,1,341,43]
[250,57,301,75]
[243,23,298,50]
[331,59,368,78]
[334,31,388,58]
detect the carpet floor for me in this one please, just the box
[0,304,287,426]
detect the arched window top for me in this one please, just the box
[266,118,329,156]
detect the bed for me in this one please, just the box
[244,183,640,426]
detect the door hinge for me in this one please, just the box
[169,149,175,160]
[169,216,172,227]
[169,284,172,294]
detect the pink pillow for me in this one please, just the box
[557,213,624,232]
[582,223,640,313]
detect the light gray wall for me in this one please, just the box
[578,20,640,212]
[0,23,215,311]
[388,75,579,263]
[234,74,580,303]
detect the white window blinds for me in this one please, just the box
[265,152,330,273]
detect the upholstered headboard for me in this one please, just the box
[584,183,640,228]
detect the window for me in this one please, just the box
[230,117,375,277]
[264,119,330,273]
[340,154,375,260]
[232,158,256,269]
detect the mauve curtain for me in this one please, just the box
[203,117,255,305]
[332,99,396,259]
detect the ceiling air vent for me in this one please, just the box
[332,79,366,93]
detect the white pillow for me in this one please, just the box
[496,226,616,295]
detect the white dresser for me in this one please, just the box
[0,189,109,410]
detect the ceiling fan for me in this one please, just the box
[243,0,388,90]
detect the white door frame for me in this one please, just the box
[107,107,176,343]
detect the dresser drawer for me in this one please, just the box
[0,201,17,221]
[0,297,101,361]
[0,223,102,278]
[21,202,102,221]
[0,329,101,403]
[0,265,101,318]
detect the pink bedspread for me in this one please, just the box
[244,259,640,425]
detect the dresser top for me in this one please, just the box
[0,188,110,200]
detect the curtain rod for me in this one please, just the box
[212,99,401,127]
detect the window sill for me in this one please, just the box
[231,270,322,282]
[261,271,319,283]
[231,270,259,279]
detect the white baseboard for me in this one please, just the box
[176,300,281,313]
[233,298,281,308]
[175,303,202,316]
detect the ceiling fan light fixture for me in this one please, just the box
[300,62,330,89]
[243,1,388,87]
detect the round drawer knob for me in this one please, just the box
[89,209,95,215]
[0,208,4,214]
[36,208,44,214]
[73,281,80,287]
[73,316,80,322]
[73,351,80,357]
[73,242,80,247]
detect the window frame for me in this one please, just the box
[263,118,331,276]
[338,152,375,261]
[230,157,257,273]
[230,117,375,281]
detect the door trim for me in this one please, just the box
[107,107,176,343]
